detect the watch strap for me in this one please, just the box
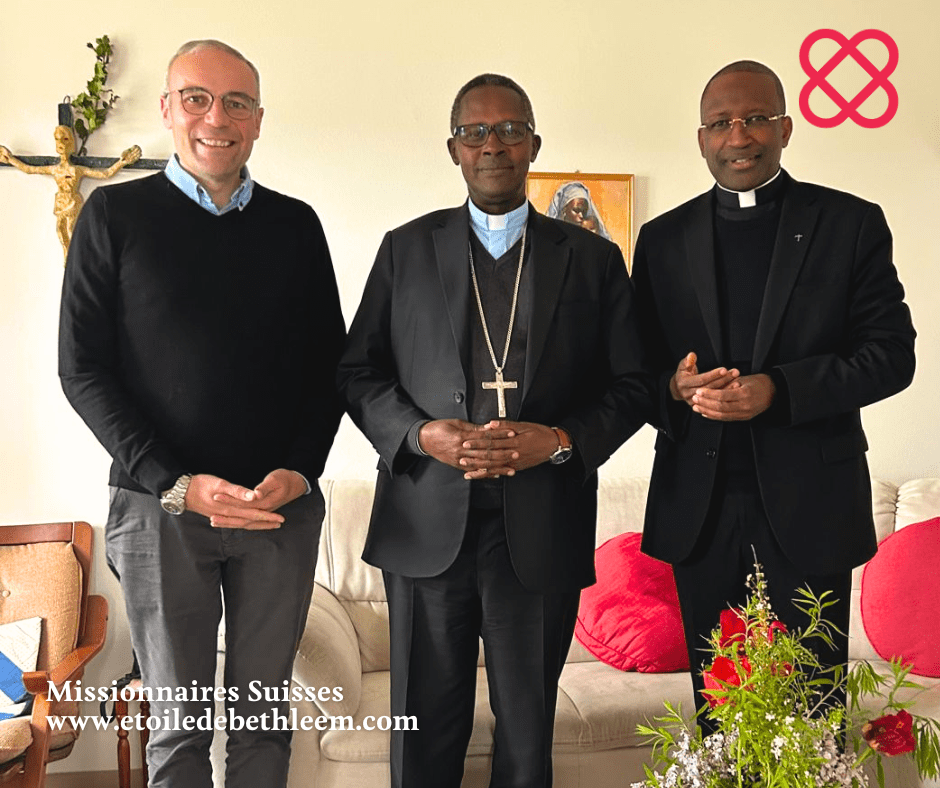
[160,473,193,515]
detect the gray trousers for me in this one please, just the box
[106,485,323,788]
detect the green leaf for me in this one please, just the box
[72,33,121,150]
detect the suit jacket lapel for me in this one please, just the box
[523,207,570,399]
[684,193,723,362]
[752,178,820,370]
[432,204,472,383]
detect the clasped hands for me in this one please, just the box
[418,419,560,480]
[183,468,308,530]
[670,351,774,421]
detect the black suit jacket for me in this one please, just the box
[338,203,649,593]
[631,172,915,575]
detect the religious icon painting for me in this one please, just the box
[526,172,635,269]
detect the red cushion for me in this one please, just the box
[575,532,689,672]
[861,517,940,678]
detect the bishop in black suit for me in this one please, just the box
[338,74,649,787]
[631,61,916,721]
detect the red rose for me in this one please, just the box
[718,608,787,649]
[702,655,752,707]
[767,620,788,642]
[719,609,747,648]
[862,710,916,756]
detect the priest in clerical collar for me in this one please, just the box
[338,72,650,788]
[631,59,915,735]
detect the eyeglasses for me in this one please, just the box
[168,88,259,120]
[452,121,534,147]
[699,114,786,134]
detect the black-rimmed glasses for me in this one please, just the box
[452,121,534,147]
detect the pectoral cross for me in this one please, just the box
[482,370,517,418]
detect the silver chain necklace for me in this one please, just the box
[468,225,526,418]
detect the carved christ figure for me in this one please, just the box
[0,125,141,262]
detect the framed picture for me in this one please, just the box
[526,172,635,269]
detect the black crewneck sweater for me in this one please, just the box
[59,172,345,496]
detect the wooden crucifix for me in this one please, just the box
[0,104,167,263]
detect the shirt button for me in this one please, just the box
[705,448,717,459]
[453,391,465,404]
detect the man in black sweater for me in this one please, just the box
[631,60,915,726]
[59,40,345,788]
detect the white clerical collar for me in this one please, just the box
[468,200,529,258]
[716,168,783,209]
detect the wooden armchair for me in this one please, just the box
[0,522,108,788]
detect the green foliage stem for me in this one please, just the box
[70,35,120,157]
[633,566,940,788]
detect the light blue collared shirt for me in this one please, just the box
[468,200,529,258]
[164,154,254,215]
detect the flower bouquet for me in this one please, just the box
[632,560,940,788]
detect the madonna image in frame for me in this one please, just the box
[527,171,634,269]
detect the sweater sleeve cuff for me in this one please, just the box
[133,450,188,499]
[406,420,431,455]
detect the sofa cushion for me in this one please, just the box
[574,533,688,673]
[556,661,694,750]
[318,664,697,763]
[861,517,940,677]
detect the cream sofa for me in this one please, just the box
[220,476,940,787]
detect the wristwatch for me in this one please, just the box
[549,427,573,465]
[160,474,193,515]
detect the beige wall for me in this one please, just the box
[1,0,937,773]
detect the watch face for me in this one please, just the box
[161,498,185,515]
[550,447,573,465]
